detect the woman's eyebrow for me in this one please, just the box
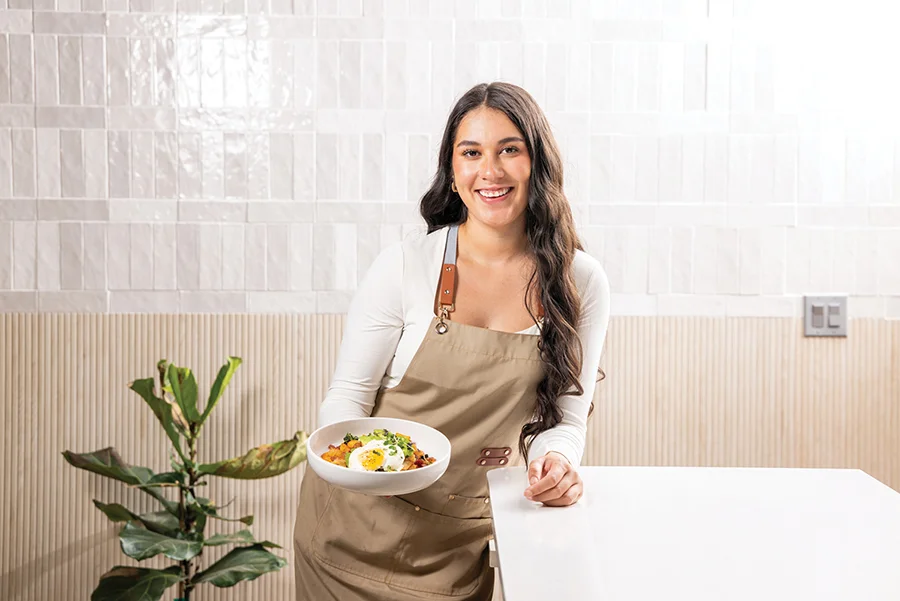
[456,136,525,148]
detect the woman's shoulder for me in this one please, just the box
[572,249,610,301]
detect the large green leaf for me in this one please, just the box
[119,522,202,562]
[200,357,242,425]
[62,448,171,508]
[196,431,308,479]
[189,493,253,526]
[190,544,287,588]
[165,363,201,425]
[128,378,186,462]
[94,502,183,537]
[136,472,185,488]
[204,529,281,549]
[91,565,182,601]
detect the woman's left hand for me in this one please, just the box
[523,451,583,506]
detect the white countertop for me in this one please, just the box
[487,466,900,601]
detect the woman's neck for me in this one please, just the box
[457,219,530,267]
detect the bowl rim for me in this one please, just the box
[307,417,451,477]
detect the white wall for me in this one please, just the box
[1,0,899,318]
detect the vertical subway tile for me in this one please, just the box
[683,43,705,111]
[693,227,718,294]
[270,132,292,200]
[155,38,176,107]
[9,34,34,104]
[83,222,107,290]
[178,132,202,199]
[738,228,761,294]
[221,223,244,290]
[808,229,834,292]
[566,42,590,112]
[266,224,290,290]
[406,134,428,204]
[153,223,176,290]
[245,223,266,290]
[82,36,105,106]
[58,35,83,105]
[406,40,430,109]
[855,228,878,295]
[60,129,85,198]
[431,42,453,111]
[785,227,811,295]
[316,133,337,199]
[202,131,224,199]
[647,227,671,293]
[610,136,635,202]
[290,223,312,290]
[293,132,314,200]
[635,42,659,112]
[155,131,177,198]
[176,37,200,107]
[107,37,130,106]
[247,132,269,199]
[339,134,360,201]
[271,39,293,109]
[612,43,636,112]
[0,221,10,289]
[726,135,752,204]
[759,226,785,295]
[681,135,704,202]
[107,223,130,290]
[704,134,728,203]
[84,129,107,198]
[59,222,83,290]
[223,38,247,107]
[176,223,200,290]
[339,40,361,109]
[317,40,338,109]
[362,133,383,201]
[716,227,740,294]
[671,227,693,293]
[198,223,222,289]
[361,40,383,109]
[294,39,315,109]
[131,37,154,106]
[0,129,9,199]
[108,130,130,198]
[12,129,35,198]
[131,131,154,198]
[634,136,659,203]
[0,37,9,106]
[34,35,59,105]
[130,223,153,288]
[659,42,684,112]
[36,128,61,198]
[247,39,270,108]
[224,132,248,199]
[13,221,36,289]
[384,133,407,202]
[659,135,682,204]
[385,41,406,109]
[749,135,775,204]
[590,136,611,203]
[200,38,224,108]
[36,222,61,291]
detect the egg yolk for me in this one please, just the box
[359,448,385,471]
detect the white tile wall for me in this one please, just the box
[1,1,899,316]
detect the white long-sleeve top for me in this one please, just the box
[318,225,611,468]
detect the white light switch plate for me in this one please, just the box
[804,295,848,337]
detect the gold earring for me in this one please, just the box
[450,180,458,193]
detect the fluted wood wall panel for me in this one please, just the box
[1,315,898,601]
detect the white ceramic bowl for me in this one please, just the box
[306,417,451,496]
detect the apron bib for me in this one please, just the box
[294,225,545,600]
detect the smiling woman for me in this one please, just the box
[293,82,611,601]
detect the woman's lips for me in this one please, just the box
[476,187,512,203]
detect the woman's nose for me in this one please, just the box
[481,154,505,180]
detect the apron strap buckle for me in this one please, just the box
[476,447,511,466]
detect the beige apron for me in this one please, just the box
[293,224,545,601]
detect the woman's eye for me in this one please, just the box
[501,146,520,154]
[462,149,479,157]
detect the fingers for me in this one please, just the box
[529,471,580,505]
[539,480,583,507]
[527,455,546,486]
[524,457,567,499]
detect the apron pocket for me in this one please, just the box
[387,497,494,597]
[310,486,414,584]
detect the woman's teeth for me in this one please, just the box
[478,187,511,199]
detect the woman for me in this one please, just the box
[293,82,610,601]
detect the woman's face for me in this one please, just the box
[451,106,532,231]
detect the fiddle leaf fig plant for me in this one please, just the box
[62,356,308,601]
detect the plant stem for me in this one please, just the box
[183,428,200,600]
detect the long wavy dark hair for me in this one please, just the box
[419,82,601,460]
